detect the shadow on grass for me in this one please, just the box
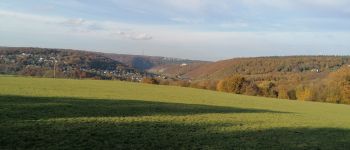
[1,120,350,149]
[0,95,282,120]
[2,95,348,149]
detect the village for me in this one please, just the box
[0,51,156,81]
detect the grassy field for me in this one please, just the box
[1,76,350,149]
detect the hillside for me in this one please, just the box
[0,47,148,81]
[130,56,350,81]
[174,56,350,104]
[1,76,350,149]
[0,47,208,80]
[184,56,350,80]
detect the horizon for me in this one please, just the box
[1,0,350,60]
[3,46,350,62]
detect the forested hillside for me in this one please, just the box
[184,56,350,79]
[171,56,350,105]
[121,55,350,105]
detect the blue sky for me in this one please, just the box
[1,0,350,60]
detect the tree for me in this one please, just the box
[258,81,278,98]
[326,85,342,104]
[278,85,289,99]
[244,82,260,96]
[340,75,350,104]
[325,66,350,104]
[217,75,246,94]
[296,85,313,101]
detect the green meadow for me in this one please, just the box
[1,76,350,149]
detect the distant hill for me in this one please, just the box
[0,47,210,81]
[182,56,350,80]
[0,47,146,80]
[3,46,350,84]
[102,53,208,73]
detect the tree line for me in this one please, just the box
[143,65,350,105]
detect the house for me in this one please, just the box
[180,63,188,67]
[311,69,320,73]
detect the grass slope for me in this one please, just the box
[1,76,350,149]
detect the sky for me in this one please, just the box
[0,0,350,60]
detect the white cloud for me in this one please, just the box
[114,31,153,40]
[0,10,65,23]
[170,17,203,24]
[62,18,86,26]
[0,10,153,41]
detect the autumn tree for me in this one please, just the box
[278,85,289,99]
[244,82,260,96]
[340,75,350,104]
[296,85,312,101]
[258,81,278,98]
[325,66,350,104]
[217,75,246,94]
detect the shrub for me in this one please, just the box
[141,78,159,84]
